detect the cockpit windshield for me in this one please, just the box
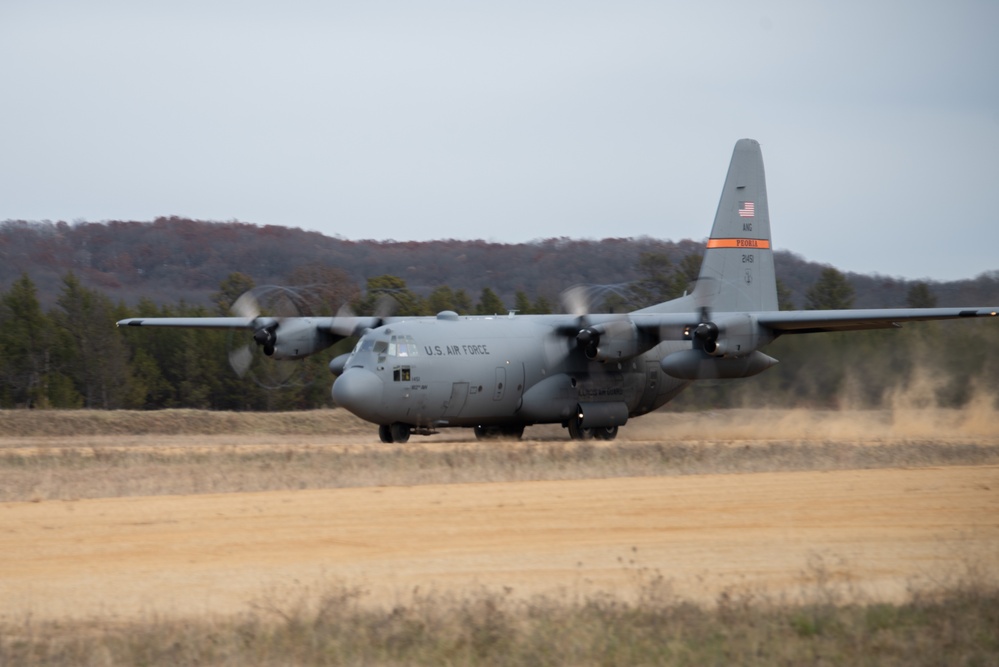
[353,334,419,359]
[393,335,418,357]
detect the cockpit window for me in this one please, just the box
[355,335,419,358]
[393,335,418,357]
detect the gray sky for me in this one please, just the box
[2,1,997,281]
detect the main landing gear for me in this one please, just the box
[379,421,618,442]
[566,419,619,441]
[379,423,411,443]
[473,424,526,440]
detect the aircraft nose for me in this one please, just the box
[332,368,384,420]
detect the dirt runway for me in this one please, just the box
[2,464,997,621]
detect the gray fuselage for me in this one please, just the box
[332,313,690,431]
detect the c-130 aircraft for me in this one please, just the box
[118,139,997,442]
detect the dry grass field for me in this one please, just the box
[1,400,998,665]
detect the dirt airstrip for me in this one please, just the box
[1,408,998,622]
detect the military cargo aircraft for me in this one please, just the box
[117,139,997,442]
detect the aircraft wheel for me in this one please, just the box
[502,424,525,440]
[567,418,592,441]
[592,425,619,441]
[379,424,393,443]
[389,422,411,444]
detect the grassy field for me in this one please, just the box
[2,407,997,665]
[3,572,997,666]
[2,407,998,502]
[0,408,376,438]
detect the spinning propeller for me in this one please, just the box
[560,285,601,358]
[558,284,642,362]
[227,286,312,388]
[692,306,722,354]
[330,294,399,338]
[688,278,723,355]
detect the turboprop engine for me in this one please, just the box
[576,319,656,362]
[661,313,779,380]
[264,317,338,360]
[691,313,772,357]
[228,286,342,366]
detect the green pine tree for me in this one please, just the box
[806,268,855,310]
[476,288,506,315]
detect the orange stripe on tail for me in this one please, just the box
[706,238,772,249]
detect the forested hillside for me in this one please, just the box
[3,217,997,310]
[1,217,997,412]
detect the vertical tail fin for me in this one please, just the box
[693,139,778,313]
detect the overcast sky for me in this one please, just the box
[2,1,997,281]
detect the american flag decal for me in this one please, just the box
[738,201,755,218]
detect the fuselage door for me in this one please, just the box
[444,382,469,418]
[493,367,506,401]
[639,360,660,412]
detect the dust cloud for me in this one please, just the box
[639,378,998,444]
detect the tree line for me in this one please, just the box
[0,269,566,411]
[1,261,996,411]
[6,217,997,314]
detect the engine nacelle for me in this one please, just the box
[270,318,338,360]
[582,319,654,362]
[696,313,774,358]
[661,349,779,380]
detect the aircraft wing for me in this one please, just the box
[116,316,376,334]
[117,317,263,329]
[756,307,999,334]
[118,308,998,336]
[116,315,374,362]
[624,306,998,345]
[115,314,393,362]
